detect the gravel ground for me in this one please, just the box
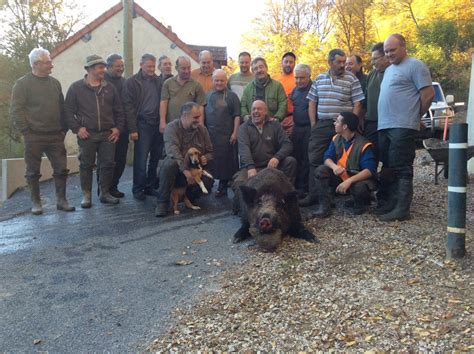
[148,150,473,351]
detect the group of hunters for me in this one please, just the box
[10,32,435,223]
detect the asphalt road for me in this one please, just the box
[0,168,247,351]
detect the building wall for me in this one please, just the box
[52,10,199,154]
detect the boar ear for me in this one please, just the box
[283,190,298,204]
[239,186,257,206]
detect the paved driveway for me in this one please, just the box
[0,168,246,351]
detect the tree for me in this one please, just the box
[0,0,85,159]
[241,0,334,75]
[331,0,375,53]
[1,0,84,65]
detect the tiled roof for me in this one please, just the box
[188,45,228,66]
[50,2,198,62]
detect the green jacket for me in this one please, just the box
[240,77,288,121]
[10,73,67,134]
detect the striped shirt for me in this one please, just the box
[307,71,364,120]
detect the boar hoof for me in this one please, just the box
[233,226,251,243]
[290,223,319,243]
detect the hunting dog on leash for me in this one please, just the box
[171,147,213,215]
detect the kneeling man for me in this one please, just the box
[232,100,296,212]
[155,102,214,217]
[313,112,376,217]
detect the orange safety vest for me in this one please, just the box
[333,134,372,181]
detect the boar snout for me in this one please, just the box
[259,216,273,233]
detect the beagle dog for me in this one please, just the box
[170,147,213,215]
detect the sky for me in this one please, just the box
[78,0,266,59]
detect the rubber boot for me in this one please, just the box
[80,170,93,208]
[99,168,119,205]
[55,177,75,212]
[378,178,413,222]
[28,180,43,215]
[374,181,398,215]
[312,178,332,218]
[374,168,397,215]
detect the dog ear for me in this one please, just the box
[239,186,257,206]
[183,150,190,170]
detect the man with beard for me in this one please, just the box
[228,51,253,100]
[275,52,297,114]
[154,102,214,217]
[240,57,287,122]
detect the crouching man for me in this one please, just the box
[312,112,377,217]
[232,100,296,213]
[154,102,214,217]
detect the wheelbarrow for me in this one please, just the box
[423,138,474,184]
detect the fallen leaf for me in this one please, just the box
[365,335,374,342]
[345,341,357,347]
[448,298,462,304]
[175,260,193,266]
[33,339,42,345]
[407,278,419,285]
[192,239,208,244]
[418,316,432,322]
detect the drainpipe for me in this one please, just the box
[123,0,133,78]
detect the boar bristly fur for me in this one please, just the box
[233,168,318,251]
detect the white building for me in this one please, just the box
[50,2,226,153]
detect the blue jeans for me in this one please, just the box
[132,121,163,194]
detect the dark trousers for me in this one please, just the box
[308,119,335,169]
[24,132,69,182]
[156,158,214,204]
[378,128,416,179]
[112,131,129,190]
[364,120,379,163]
[132,121,163,194]
[291,125,311,191]
[315,165,376,204]
[78,131,115,191]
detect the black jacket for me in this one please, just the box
[123,70,172,133]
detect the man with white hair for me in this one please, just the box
[10,47,75,215]
[204,69,241,197]
[290,63,312,195]
[191,50,215,94]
